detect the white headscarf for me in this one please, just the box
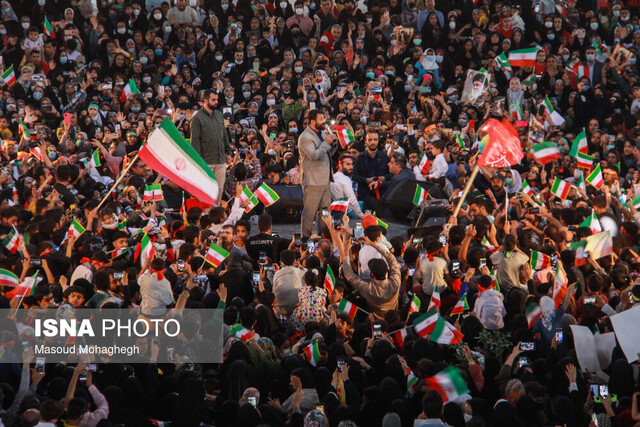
[539,296,556,331]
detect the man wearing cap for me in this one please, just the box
[298,109,338,237]
[191,89,232,206]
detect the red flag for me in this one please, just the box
[477,119,525,168]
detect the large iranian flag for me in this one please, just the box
[138,117,219,205]
[424,367,469,403]
[508,47,538,67]
[254,183,280,206]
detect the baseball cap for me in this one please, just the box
[362,214,382,229]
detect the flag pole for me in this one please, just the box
[453,165,480,217]
[14,272,37,315]
[95,152,140,211]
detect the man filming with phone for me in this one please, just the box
[298,110,338,237]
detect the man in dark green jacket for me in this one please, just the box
[190,89,232,205]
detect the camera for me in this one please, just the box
[520,342,535,351]
[35,357,45,374]
[337,356,345,371]
[555,329,563,343]
[479,258,486,269]
[193,275,208,285]
[252,272,260,287]
[259,251,267,265]
[373,324,383,338]
[177,259,185,272]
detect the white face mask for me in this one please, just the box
[38,0,45,5]
[449,21,456,30]
[266,98,275,106]
[222,3,228,10]
[154,12,162,20]
[164,26,172,33]
[280,1,288,8]
[545,21,553,28]
[143,76,151,83]
[294,66,303,73]
[117,27,126,34]
[133,9,140,16]
[21,22,29,30]
[295,7,303,14]
[215,54,223,61]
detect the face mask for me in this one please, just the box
[545,21,553,28]
[154,12,162,20]
[140,56,148,65]
[33,92,43,100]
[60,56,68,64]
[235,59,243,65]
[548,33,555,40]
[562,54,570,62]
[449,94,458,101]
[290,127,298,133]
[38,0,45,5]
[435,55,443,63]
[413,38,422,46]
[143,76,151,84]
[366,17,372,24]
[48,151,57,160]
[360,116,368,124]
[133,9,140,16]
[295,7,303,14]
[222,3,228,10]
[586,54,595,62]
[294,66,303,73]
[449,21,456,30]
[164,26,172,33]
[310,2,316,8]
[131,106,141,113]
[266,98,275,106]
[225,96,234,103]
[117,27,126,34]
[505,177,513,186]
[404,84,412,92]
[0,29,6,35]
[280,1,288,8]
[243,91,251,98]
[464,414,473,423]
[215,54,224,61]
[21,22,29,30]
[146,92,152,98]
[366,72,375,79]
[622,16,630,22]
[631,58,637,65]
[390,39,397,47]
[6,104,15,111]
[155,49,163,56]
[459,118,468,126]
[590,22,598,30]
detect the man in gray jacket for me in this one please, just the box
[298,110,338,237]
[191,89,232,205]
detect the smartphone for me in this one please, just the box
[528,207,540,214]
[264,264,274,271]
[259,251,267,265]
[332,216,343,229]
[64,113,71,126]
[252,272,260,287]
[167,346,175,362]
[294,233,301,247]
[79,373,87,382]
[412,237,423,245]
[337,356,345,371]
[439,235,447,246]
[452,261,460,272]
[322,208,329,218]
[114,124,121,133]
[177,259,185,272]
[86,364,97,372]
[517,357,530,368]
[248,396,257,407]
[550,253,558,267]
[419,249,426,260]
[584,296,596,304]
[555,329,563,343]
[30,259,42,267]
[599,385,609,399]
[315,404,325,415]
[590,384,599,397]
[520,342,535,351]
[479,258,487,269]
[354,223,364,239]
[253,61,259,72]
[113,272,123,280]
[373,324,382,338]
[35,357,45,374]
[369,121,381,127]
[307,241,315,254]
[309,101,316,110]
[409,268,415,276]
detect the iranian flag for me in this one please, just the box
[2,65,15,86]
[239,185,253,206]
[389,328,407,349]
[412,185,427,205]
[526,303,542,329]
[455,134,465,148]
[149,420,170,427]
[481,236,498,252]
[418,151,430,176]
[2,226,21,254]
[19,120,35,142]
[205,242,229,268]
[580,209,601,233]
[134,233,155,267]
[584,230,613,260]
[428,288,441,312]
[230,324,255,343]
[495,53,513,77]
[338,298,358,320]
[552,263,568,309]
[333,125,355,149]
[406,370,420,398]
[570,239,588,267]
[324,265,336,293]
[0,268,19,288]
[120,79,140,102]
[254,183,280,206]
[514,100,524,121]
[628,195,640,210]
[373,214,388,229]
[31,146,44,162]
[89,149,101,168]
[522,180,534,197]
[551,177,571,199]
[111,247,130,259]
[425,367,469,403]
[117,220,127,230]
[586,164,604,190]
[508,47,538,67]
[330,198,349,212]
[576,152,593,169]
[569,129,588,157]
[530,141,561,165]
[450,293,468,316]
[413,309,438,337]
[44,17,55,38]
[576,173,586,192]
[303,341,321,366]
[67,219,85,239]
[244,193,259,213]
[429,317,463,345]
[7,272,41,298]
[408,294,421,314]
[138,117,220,205]
[530,250,550,270]
[143,184,163,201]
[522,73,537,87]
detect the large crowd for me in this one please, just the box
[0,0,639,426]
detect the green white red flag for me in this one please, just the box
[44,17,55,38]
[254,183,280,206]
[413,185,427,205]
[429,317,463,345]
[143,184,163,201]
[428,288,441,312]
[134,233,155,267]
[2,226,21,254]
[413,309,438,337]
[508,47,538,67]
[303,340,321,366]
[586,164,604,190]
[552,263,568,309]
[330,198,349,212]
[550,177,571,199]
[324,265,336,293]
[205,242,229,268]
[530,141,561,165]
[530,250,550,270]
[576,152,593,169]
[526,303,542,328]
[7,272,41,298]
[1,65,15,86]
[406,369,420,397]
[120,79,140,102]
[0,268,19,288]
[338,298,358,320]
[333,125,355,148]
[569,129,588,157]
[418,151,430,176]
[425,367,469,403]
[408,294,421,314]
[579,209,601,233]
[67,219,85,240]
[230,323,255,343]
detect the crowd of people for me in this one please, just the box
[0,0,639,425]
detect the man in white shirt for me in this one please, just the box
[331,154,364,218]
[408,150,427,181]
[357,215,387,279]
[427,140,448,180]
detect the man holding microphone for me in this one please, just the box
[298,110,338,237]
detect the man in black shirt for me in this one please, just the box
[246,213,289,268]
